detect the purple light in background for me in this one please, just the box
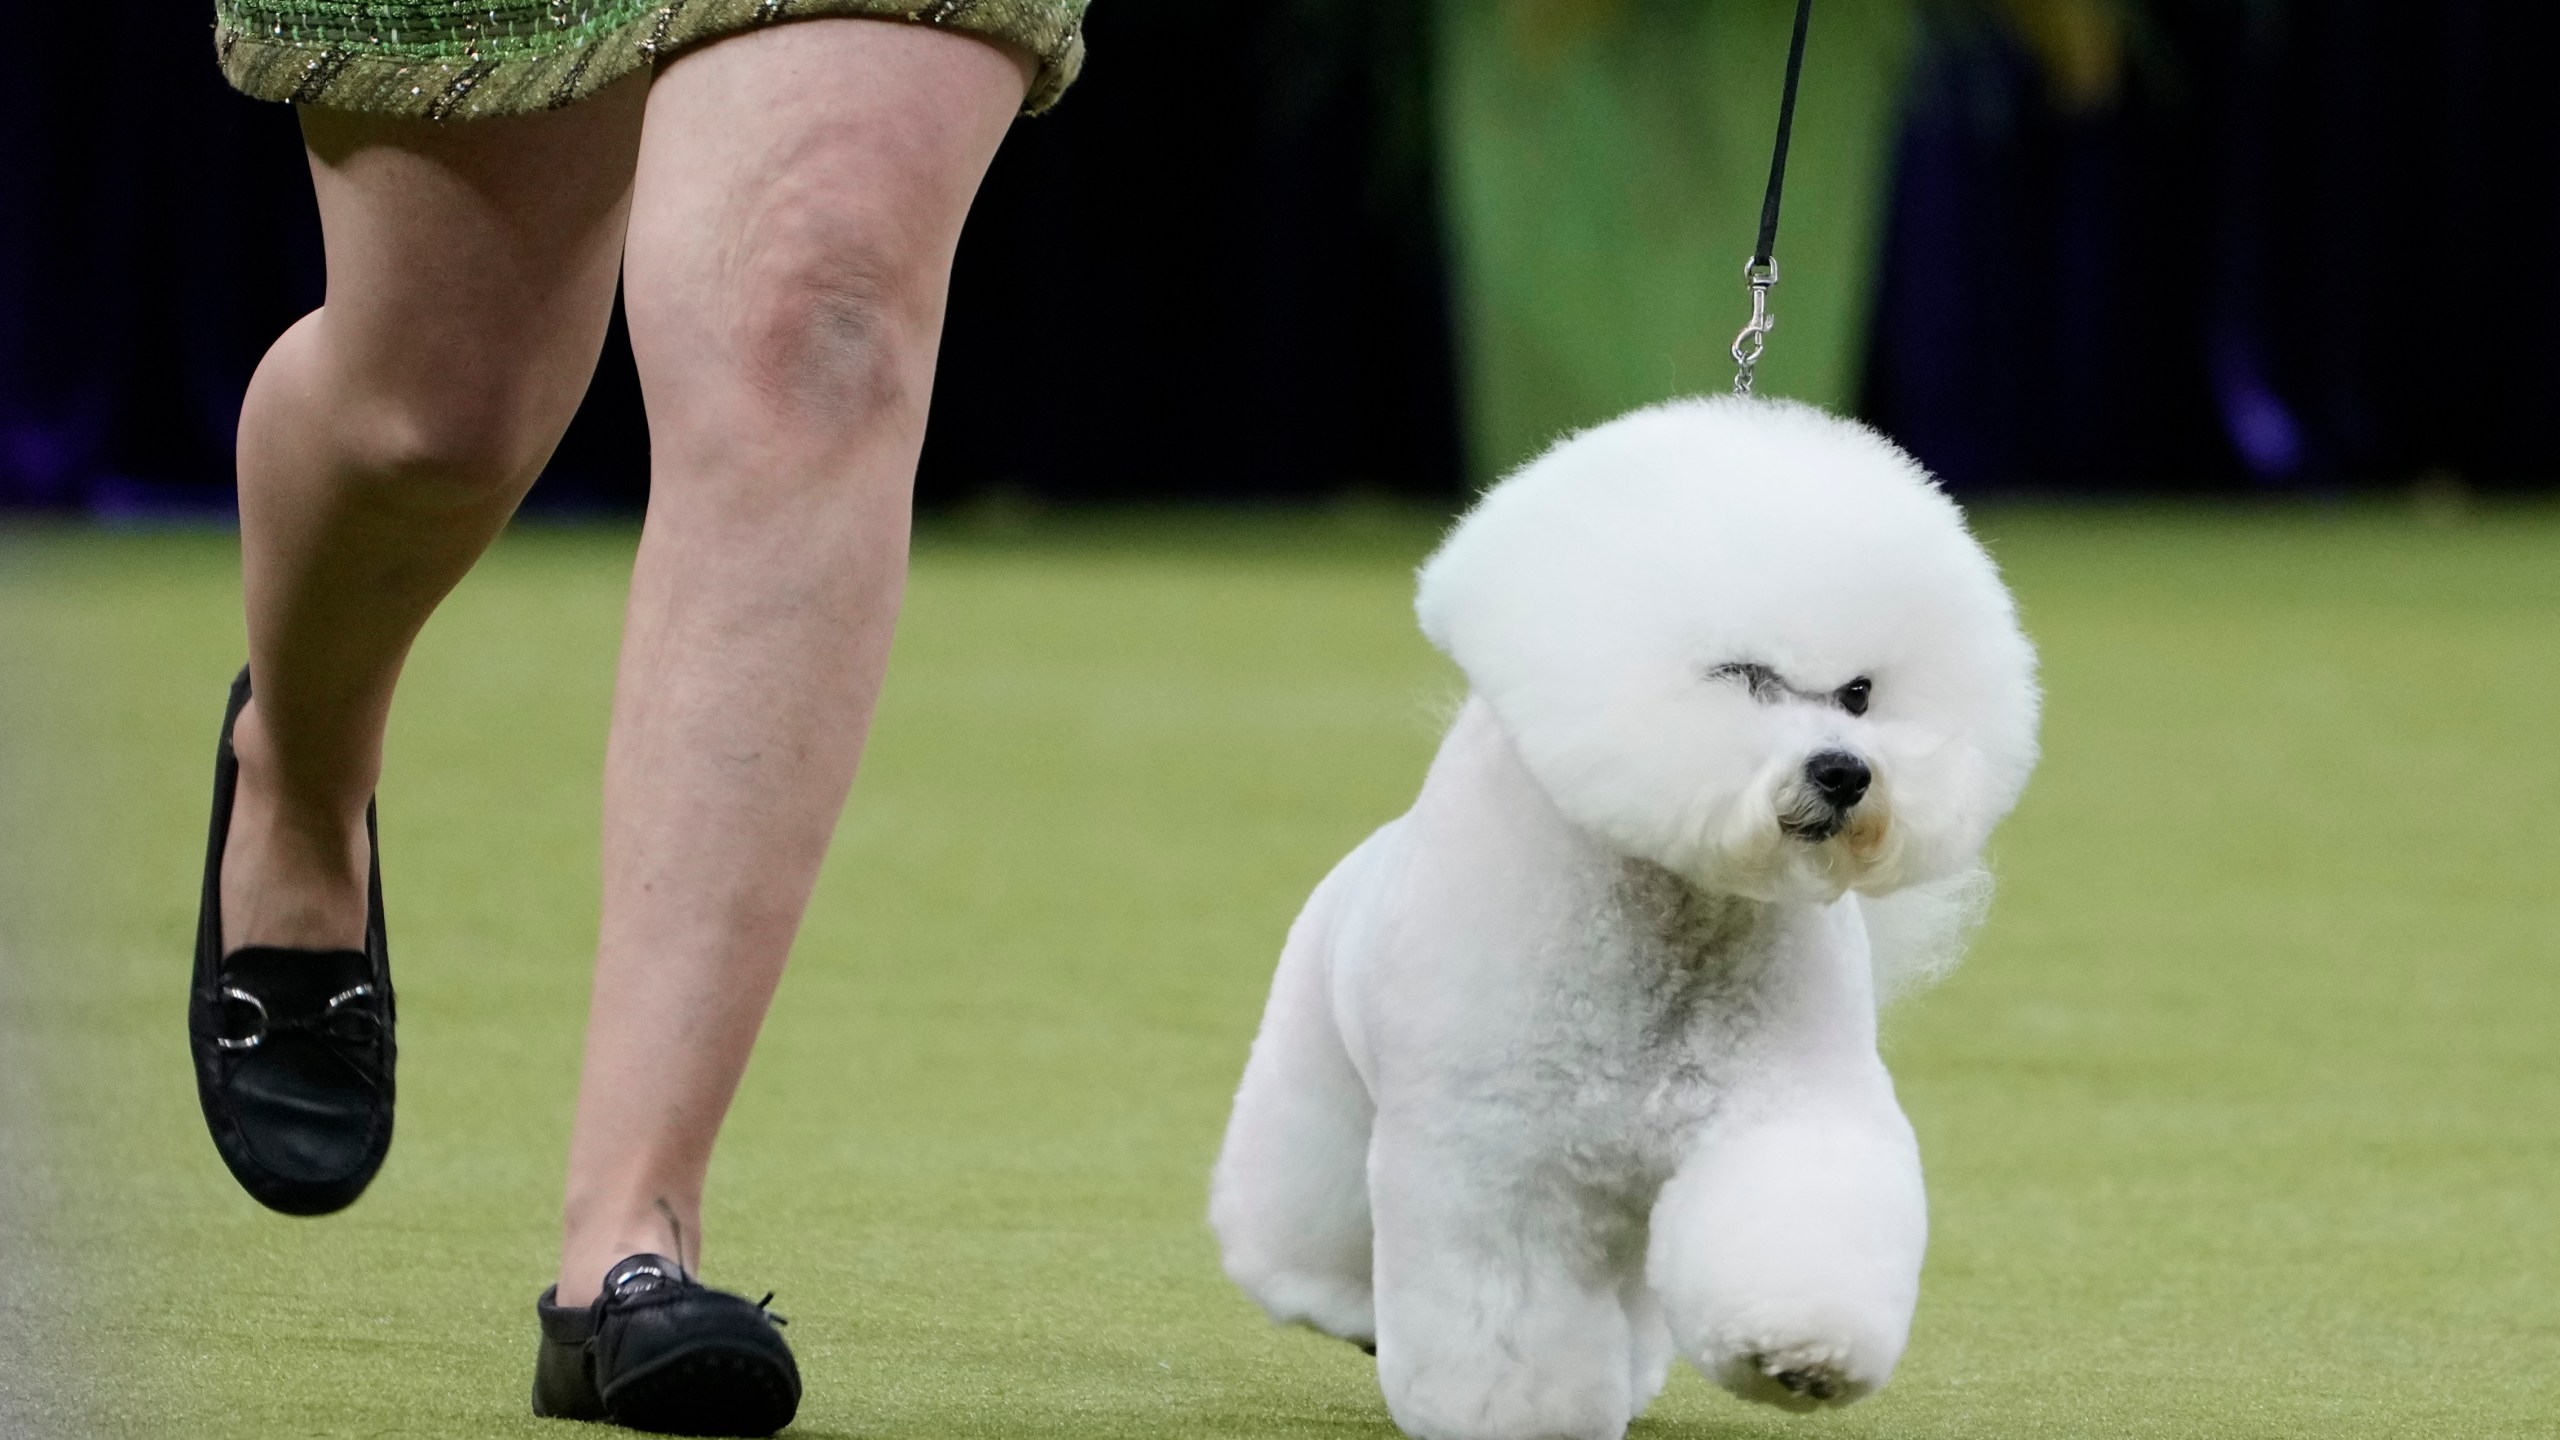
[2209,326,2307,481]
[3,419,93,508]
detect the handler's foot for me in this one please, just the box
[533,1254,801,1436]
[188,667,398,1216]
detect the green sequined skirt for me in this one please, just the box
[213,0,1087,120]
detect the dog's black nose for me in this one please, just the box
[1804,750,1871,809]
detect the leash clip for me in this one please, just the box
[1732,258,1779,395]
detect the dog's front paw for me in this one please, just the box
[1647,1112,1927,1411]
[1710,1335,1880,1412]
[1691,1312,1899,1412]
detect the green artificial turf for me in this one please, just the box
[0,505,2554,1438]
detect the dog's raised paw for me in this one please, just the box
[1764,1358,1845,1403]
[1711,1339,1880,1413]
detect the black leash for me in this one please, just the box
[1732,0,1814,395]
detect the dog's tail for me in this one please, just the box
[1859,867,1993,1002]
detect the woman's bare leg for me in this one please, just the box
[554,21,1029,1304]
[223,82,647,955]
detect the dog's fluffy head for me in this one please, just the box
[1417,396,2039,906]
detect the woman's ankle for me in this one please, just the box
[558,1194,705,1307]
[220,699,375,953]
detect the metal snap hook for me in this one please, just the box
[1732,258,1780,394]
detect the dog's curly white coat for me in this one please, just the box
[1210,397,2041,1440]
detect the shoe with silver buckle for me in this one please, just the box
[186,666,396,1216]
[533,1253,801,1436]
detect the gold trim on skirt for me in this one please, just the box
[213,0,1087,120]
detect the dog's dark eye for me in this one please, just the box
[1836,678,1872,716]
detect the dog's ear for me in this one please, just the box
[1858,867,1993,1001]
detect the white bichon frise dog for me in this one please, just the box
[1209,396,2040,1440]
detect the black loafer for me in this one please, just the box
[187,666,396,1216]
[533,1254,801,1436]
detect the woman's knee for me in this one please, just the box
[251,302,603,512]
[634,198,949,446]
[733,238,925,426]
[327,377,577,511]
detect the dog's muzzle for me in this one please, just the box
[1779,749,1872,843]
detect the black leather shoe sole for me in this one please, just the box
[187,666,397,1216]
[603,1343,801,1438]
[534,1256,801,1437]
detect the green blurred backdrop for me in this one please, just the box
[1437,0,1911,476]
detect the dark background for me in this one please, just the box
[4,0,2556,515]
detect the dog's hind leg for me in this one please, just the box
[1209,828,1395,1347]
